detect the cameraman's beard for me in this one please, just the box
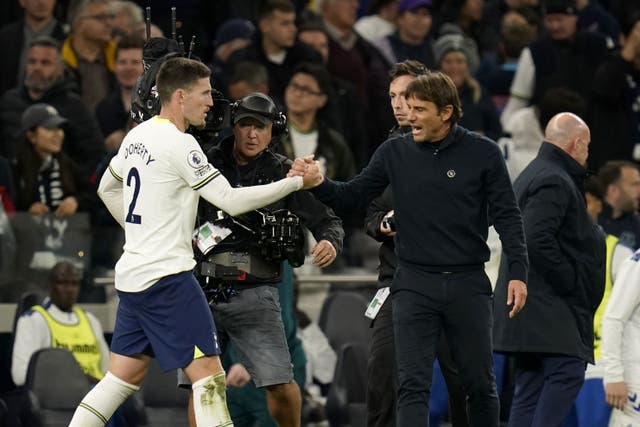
[25,72,60,96]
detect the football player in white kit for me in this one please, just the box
[69,57,320,427]
[603,249,640,426]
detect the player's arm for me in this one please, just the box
[97,165,125,228]
[196,172,302,217]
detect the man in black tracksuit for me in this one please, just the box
[364,60,468,427]
[300,71,529,426]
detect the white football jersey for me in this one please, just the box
[108,117,219,292]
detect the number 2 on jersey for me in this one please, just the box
[126,167,142,224]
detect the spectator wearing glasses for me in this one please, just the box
[278,62,356,182]
[62,0,116,111]
[278,62,359,268]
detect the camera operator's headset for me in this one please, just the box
[229,93,288,139]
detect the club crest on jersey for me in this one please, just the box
[447,169,456,178]
[188,150,206,168]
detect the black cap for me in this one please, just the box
[21,103,67,132]
[213,19,256,47]
[542,0,577,15]
[233,93,279,125]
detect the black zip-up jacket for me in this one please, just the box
[314,124,528,282]
[199,136,344,284]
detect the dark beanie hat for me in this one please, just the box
[542,0,578,15]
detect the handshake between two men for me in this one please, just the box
[289,155,324,189]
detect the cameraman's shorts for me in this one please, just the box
[178,285,293,388]
[111,271,221,371]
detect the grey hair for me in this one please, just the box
[111,0,144,25]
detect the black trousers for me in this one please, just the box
[365,292,469,427]
[393,267,499,427]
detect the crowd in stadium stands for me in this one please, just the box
[1,0,640,426]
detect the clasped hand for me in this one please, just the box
[287,155,323,189]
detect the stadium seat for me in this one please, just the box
[325,341,368,427]
[141,360,189,426]
[24,348,90,427]
[318,291,372,353]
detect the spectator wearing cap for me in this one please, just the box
[227,0,322,106]
[371,0,437,69]
[434,32,502,141]
[0,36,105,175]
[209,18,256,97]
[0,0,68,96]
[501,0,611,130]
[14,103,91,218]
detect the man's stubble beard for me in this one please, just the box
[25,72,60,98]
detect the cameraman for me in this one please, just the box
[186,92,344,427]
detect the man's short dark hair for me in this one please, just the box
[292,62,332,96]
[297,21,328,36]
[229,61,269,88]
[29,36,61,51]
[368,0,397,14]
[258,0,295,21]
[405,72,463,124]
[598,160,639,190]
[389,60,429,81]
[156,58,211,105]
[115,34,144,59]
[48,261,81,284]
[585,175,603,199]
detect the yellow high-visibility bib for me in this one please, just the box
[32,305,103,380]
[593,234,618,361]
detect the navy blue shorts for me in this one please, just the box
[111,271,221,371]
